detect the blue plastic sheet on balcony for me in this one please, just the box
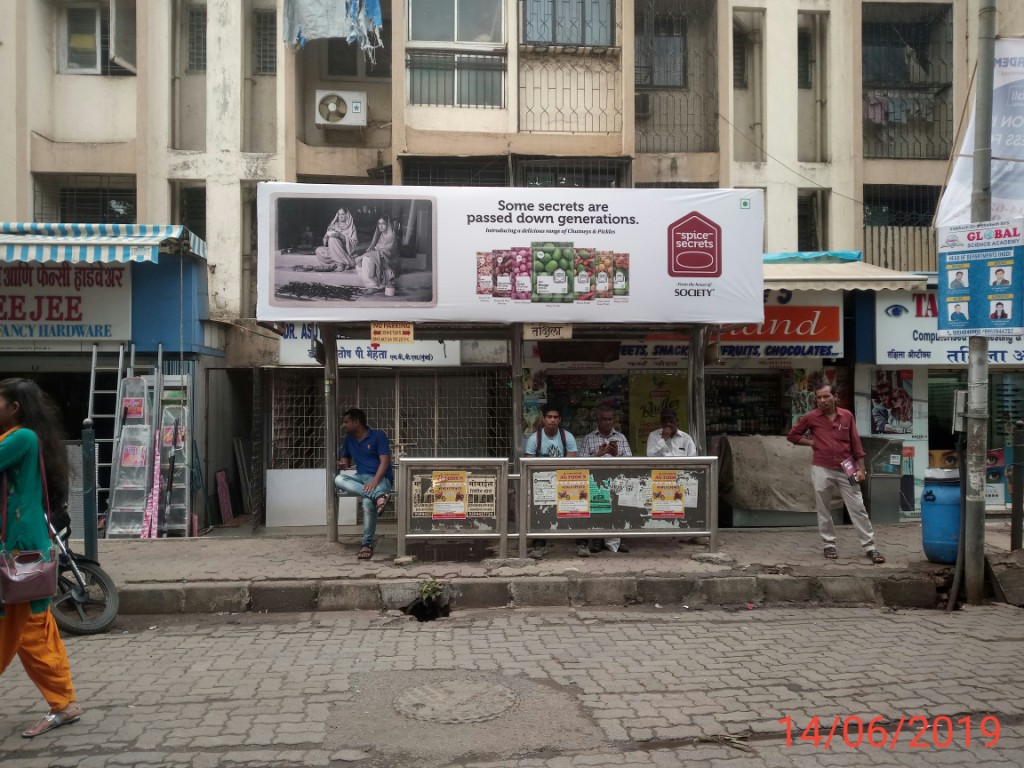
[284,0,383,61]
[763,251,862,264]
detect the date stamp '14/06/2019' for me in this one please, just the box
[779,715,1001,750]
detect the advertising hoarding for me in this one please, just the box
[257,183,765,324]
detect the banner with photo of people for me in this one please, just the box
[257,182,765,324]
[937,218,1024,337]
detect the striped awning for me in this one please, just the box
[0,223,207,264]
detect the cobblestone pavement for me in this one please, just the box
[2,604,1023,767]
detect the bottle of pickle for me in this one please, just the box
[612,253,629,296]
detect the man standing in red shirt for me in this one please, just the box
[787,384,886,564]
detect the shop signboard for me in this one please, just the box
[257,183,765,324]
[522,291,844,369]
[875,290,1024,366]
[278,322,460,366]
[0,262,131,351]
[936,218,1024,337]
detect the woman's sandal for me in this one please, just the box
[357,545,374,560]
[376,493,391,510]
[23,702,82,739]
[823,545,839,560]
[866,549,886,564]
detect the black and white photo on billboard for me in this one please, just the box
[270,194,437,307]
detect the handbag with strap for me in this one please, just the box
[0,445,58,605]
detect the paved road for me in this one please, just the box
[2,605,1023,767]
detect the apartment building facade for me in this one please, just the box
[1,0,1022,526]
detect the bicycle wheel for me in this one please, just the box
[51,559,119,635]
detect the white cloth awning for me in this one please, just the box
[764,261,927,292]
[0,223,207,264]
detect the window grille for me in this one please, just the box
[862,184,939,271]
[732,28,747,89]
[861,3,953,160]
[634,0,717,154]
[407,51,505,107]
[797,190,828,252]
[187,5,207,72]
[269,369,325,470]
[402,157,510,186]
[797,29,811,88]
[636,182,717,189]
[179,186,207,242]
[268,367,514,470]
[253,9,277,75]
[863,185,939,227]
[524,0,614,47]
[636,8,686,87]
[33,174,137,224]
[515,157,630,188]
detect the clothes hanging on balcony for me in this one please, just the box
[284,0,383,61]
[887,93,910,124]
[863,92,889,125]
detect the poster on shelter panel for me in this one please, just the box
[256,182,765,324]
[936,218,1024,337]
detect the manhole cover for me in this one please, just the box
[394,681,518,724]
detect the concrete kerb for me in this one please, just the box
[117,571,944,615]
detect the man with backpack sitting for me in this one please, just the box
[522,404,577,559]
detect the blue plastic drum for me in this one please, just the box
[920,479,960,565]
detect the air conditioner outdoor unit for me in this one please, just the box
[635,92,651,119]
[315,90,368,128]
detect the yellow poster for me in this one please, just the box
[371,321,415,344]
[431,471,468,520]
[651,470,686,519]
[628,373,687,451]
[555,469,591,518]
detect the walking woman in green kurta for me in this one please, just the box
[0,378,82,738]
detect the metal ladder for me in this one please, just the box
[86,343,130,525]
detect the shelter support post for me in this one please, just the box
[323,324,340,543]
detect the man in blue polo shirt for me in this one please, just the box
[336,407,393,560]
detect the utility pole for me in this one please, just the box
[965,0,997,604]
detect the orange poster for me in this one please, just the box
[556,469,591,518]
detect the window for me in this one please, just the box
[797,29,811,88]
[732,28,747,89]
[33,174,137,224]
[515,158,630,188]
[863,185,939,227]
[187,5,206,72]
[60,1,136,75]
[326,26,392,79]
[402,157,510,186]
[797,189,828,252]
[636,8,686,88]
[409,0,503,43]
[524,0,613,46]
[253,9,277,75]
[408,52,505,107]
[179,186,207,242]
[406,0,505,108]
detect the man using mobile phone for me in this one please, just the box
[578,406,632,554]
